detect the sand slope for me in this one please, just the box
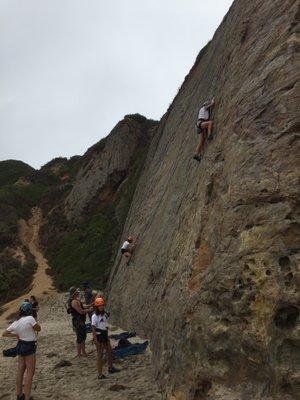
[0,207,54,324]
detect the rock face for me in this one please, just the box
[108,0,300,399]
[39,114,158,289]
[65,115,157,222]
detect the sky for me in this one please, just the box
[0,0,233,168]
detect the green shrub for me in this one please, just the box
[0,160,34,187]
[0,253,37,305]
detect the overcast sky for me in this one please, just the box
[0,0,233,168]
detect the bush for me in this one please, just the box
[0,160,34,186]
[0,253,37,305]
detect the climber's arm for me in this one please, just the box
[206,98,215,109]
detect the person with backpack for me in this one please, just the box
[2,301,41,400]
[91,297,119,379]
[68,287,93,358]
[193,98,215,162]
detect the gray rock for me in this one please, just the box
[108,0,300,399]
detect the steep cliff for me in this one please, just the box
[108,0,300,399]
[40,114,157,289]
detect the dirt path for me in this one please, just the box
[0,207,55,323]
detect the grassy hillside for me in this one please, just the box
[0,160,34,186]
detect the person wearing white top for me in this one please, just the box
[120,235,135,265]
[193,98,215,162]
[2,301,41,400]
[91,297,119,380]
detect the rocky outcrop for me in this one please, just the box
[108,0,300,399]
[39,114,158,290]
[65,114,157,222]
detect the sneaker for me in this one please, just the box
[98,374,107,380]
[108,366,120,374]
[193,155,201,162]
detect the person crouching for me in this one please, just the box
[91,297,119,379]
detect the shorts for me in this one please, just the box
[121,248,129,254]
[96,329,109,344]
[196,119,207,134]
[16,340,37,356]
[72,318,87,344]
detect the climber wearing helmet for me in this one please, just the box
[193,98,215,162]
[2,301,41,400]
[120,235,135,265]
[91,297,119,380]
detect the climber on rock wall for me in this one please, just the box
[193,98,215,162]
[120,235,135,265]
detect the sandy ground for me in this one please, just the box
[0,208,162,400]
[0,293,162,400]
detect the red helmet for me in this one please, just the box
[94,297,105,307]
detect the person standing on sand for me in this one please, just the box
[2,301,41,400]
[68,287,93,358]
[91,297,119,379]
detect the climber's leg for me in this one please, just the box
[96,342,104,376]
[202,120,214,139]
[196,131,205,155]
[106,340,119,373]
[106,341,113,369]
[16,356,26,398]
[23,355,36,400]
[123,251,131,259]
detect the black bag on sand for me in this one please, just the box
[3,347,17,357]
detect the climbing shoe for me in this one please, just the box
[98,374,107,380]
[193,155,201,162]
[17,395,25,400]
[207,133,214,141]
[108,366,120,374]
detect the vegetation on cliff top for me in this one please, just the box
[0,160,34,186]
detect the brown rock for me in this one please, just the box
[108,0,300,399]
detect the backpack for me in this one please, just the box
[66,299,73,315]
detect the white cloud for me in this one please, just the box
[0,0,233,168]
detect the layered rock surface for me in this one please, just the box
[108,0,300,399]
[39,114,158,289]
[65,115,157,222]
